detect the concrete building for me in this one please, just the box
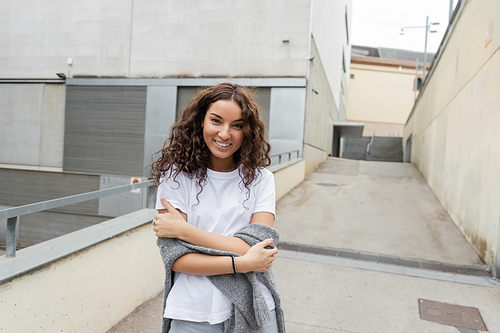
[0,0,352,177]
[346,45,433,138]
[403,0,500,279]
[0,0,352,247]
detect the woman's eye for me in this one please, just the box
[211,119,221,124]
[233,123,243,129]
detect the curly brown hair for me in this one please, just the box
[150,82,271,200]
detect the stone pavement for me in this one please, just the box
[108,158,500,333]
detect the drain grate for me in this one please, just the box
[337,250,378,262]
[316,182,339,187]
[465,268,492,277]
[300,245,339,257]
[277,241,491,277]
[378,256,421,268]
[419,299,487,331]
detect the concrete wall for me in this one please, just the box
[0,83,65,171]
[302,0,352,174]
[1,0,351,182]
[403,0,500,275]
[303,38,339,174]
[144,86,177,176]
[0,0,311,79]
[347,64,421,137]
[311,0,352,112]
[0,210,164,333]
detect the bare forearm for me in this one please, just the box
[172,253,235,276]
[172,239,277,276]
[178,223,250,255]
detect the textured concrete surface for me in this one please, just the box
[275,158,483,266]
[107,158,499,333]
[108,292,163,333]
[275,257,500,333]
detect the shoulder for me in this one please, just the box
[260,167,273,178]
[256,167,274,182]
[159,167,192,188]
[250,167,274,188]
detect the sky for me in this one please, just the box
[351,0,460,53]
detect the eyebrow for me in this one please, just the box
[209,112,244,122]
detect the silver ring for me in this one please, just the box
[152,219,156,227]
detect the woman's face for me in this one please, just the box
[203,99,245,171]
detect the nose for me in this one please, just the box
[218,126,231,140]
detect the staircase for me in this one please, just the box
[343,137,403,162]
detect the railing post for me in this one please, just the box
[6,216,17,257]
[147,186,157,209]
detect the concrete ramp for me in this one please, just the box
[274,157,483,267]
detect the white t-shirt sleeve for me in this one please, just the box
[252,168,276,217]
[155,172,188,214]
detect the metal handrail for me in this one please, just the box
[366,133,375,156]
[1,180,154,258]
[270,150,300,165]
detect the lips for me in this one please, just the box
[214,140,231,148]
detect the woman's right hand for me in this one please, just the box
[235,239,278,273]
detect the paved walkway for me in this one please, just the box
[108,158,500,333]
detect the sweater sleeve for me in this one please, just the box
[157,224,285,333]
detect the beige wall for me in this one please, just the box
[1,0,311,79]
[403,0,500,275]
[347,64,422,137]
[272,160,306,201]
[361,121,404,137]
[0,210,164,333]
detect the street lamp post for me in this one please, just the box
[449,0,455,22]
[400,16,439,85]
[423,16,429,82]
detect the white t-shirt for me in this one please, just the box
[156,166,276,324]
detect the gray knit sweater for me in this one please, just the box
[156,223,286,333]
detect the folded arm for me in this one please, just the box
[171,238,277,276]
[153,197,274,256]
[154,197,277,276]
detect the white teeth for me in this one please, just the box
[215,140,231,147]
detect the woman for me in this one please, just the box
[151,83,285,333]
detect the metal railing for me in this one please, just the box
[366,133,375,157]
[270,150,301,165]
[0,180,154,258]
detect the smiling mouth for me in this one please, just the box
[214,140,231,148]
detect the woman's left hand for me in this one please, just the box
[153,197,187,238]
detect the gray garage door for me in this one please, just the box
[64,85,147,176]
